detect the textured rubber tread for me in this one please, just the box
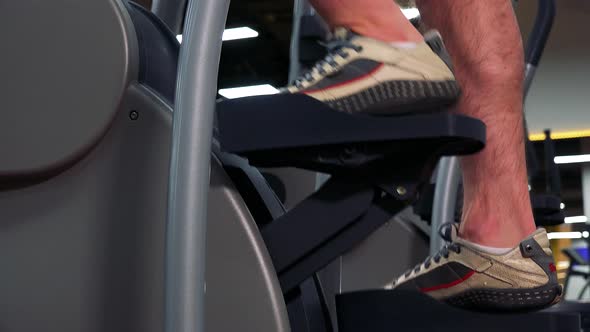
[444,283,563,312]
[325,80,460,115]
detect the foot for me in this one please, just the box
[387,227,562,311]
[284,28,460,115]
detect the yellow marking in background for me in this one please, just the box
[530,129,590,141]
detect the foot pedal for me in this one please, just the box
[336,290,580,332]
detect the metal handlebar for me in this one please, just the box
[524,0,556,99]
[165,1,230,332]
[525,0,556,66]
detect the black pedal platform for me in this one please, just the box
[336,290,580,332]
[217,94,485,171]
[543,301,590,331]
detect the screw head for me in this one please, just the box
[525,244,533,252]
[129,110,139,120]
[396,186,407,196]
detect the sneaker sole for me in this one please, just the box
[325,80,460,115]
[444,283,563,312]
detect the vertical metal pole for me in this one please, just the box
[288,0,302,82]
[524,64,537,99]
[290,0,331,189]
[580,141,590,221]
[152,0,188,34]
[582,166,590,223]
[289,0,315,82]
[430,157,461,255]
[524,0,556,100]
[165,0,230,332]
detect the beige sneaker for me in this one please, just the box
[285,28,460,114]
[388,228,562,311]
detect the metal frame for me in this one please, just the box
[164,0,230,332]
[430,157,461,255]
[289,0,333,189]
[289,0,315,82]
[524,0,556,97]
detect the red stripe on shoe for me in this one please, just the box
[303,63,385,94]
[420,270,476,293]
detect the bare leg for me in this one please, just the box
[417,0,535,247]
[308,0,423,42]
[308,0,535,248]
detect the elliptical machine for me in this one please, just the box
[0,1,579,332]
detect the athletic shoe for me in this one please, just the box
[284,28,460,114]
[387,227,562,311]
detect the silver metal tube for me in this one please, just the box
[289,1,331,189]
[165,0,230,331]
[430,157,461,255]
[524,63,537,101]
[152,0,188,34]
[289,0,310,81]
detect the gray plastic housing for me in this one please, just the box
[0,1,289,332]
[0,0,135,181]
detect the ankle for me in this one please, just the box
[459,229,536,249]
[459,218,536,248]
[352,21,424,43]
